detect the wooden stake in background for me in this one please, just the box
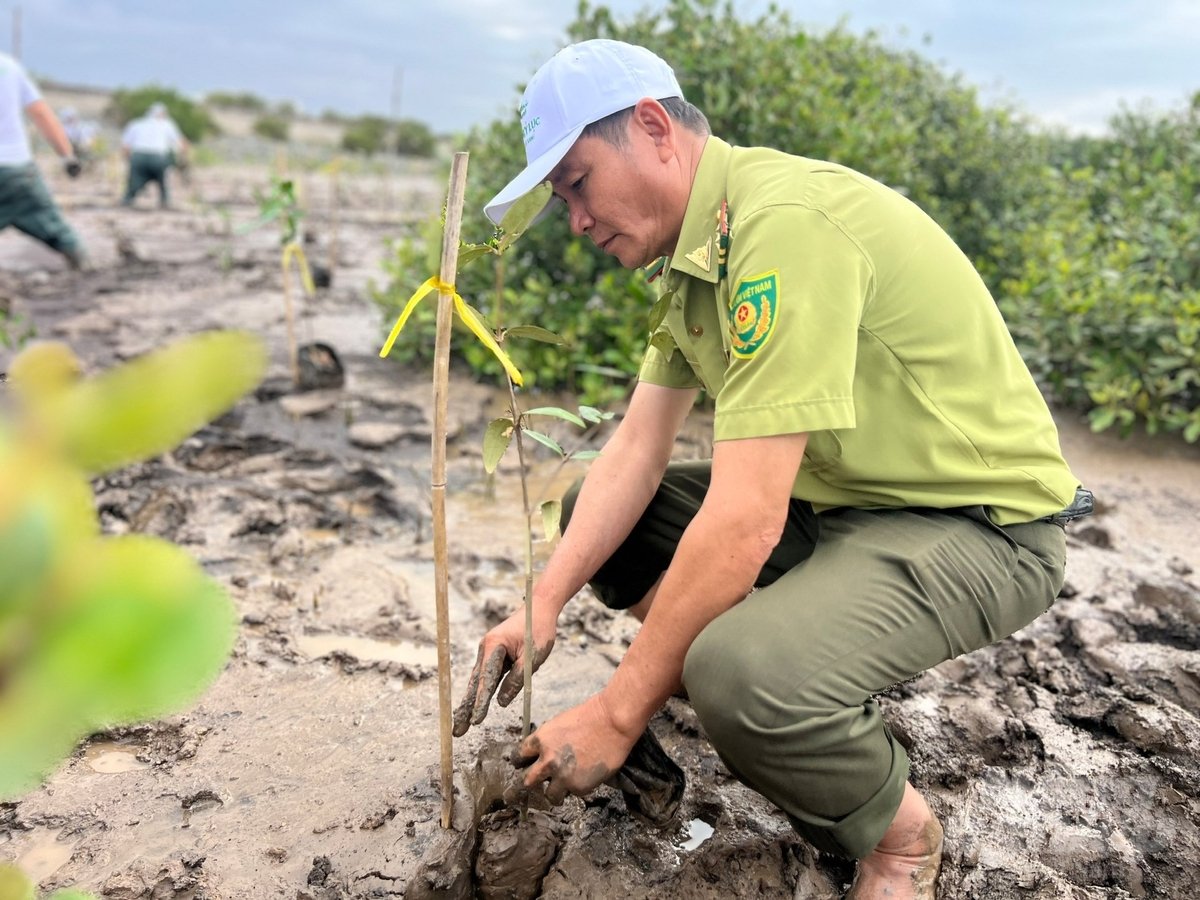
[431,152,469,829]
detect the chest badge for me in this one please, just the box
[729,270,779,358]
[684,236,712,272]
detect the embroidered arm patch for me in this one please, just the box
[729,270,779,358]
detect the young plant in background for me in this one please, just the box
[242,176,315,385]
[318,156,344,274]
[0,330,267,896]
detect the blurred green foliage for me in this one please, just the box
[393,118,437,157]
[1,331,266,806]
[373,0,1200,439]
[0,862,92,899]
[253,112,291,143]
[106,85,220,142]
[205,90,268,112]
[341,115,391,155]
[984,97,1200,440]
[341,116,437,158]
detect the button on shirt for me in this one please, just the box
[638,137,1079,525]
[0,53,39,165]
[122,116,183,155]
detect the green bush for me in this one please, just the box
[373,0,1200,438]
[205,90,268,112]
[374,0,1035,404]
[107,85,220,142]
[253,113,290,142]
[341,115,391,154]
[394,118,436,157]
[989,99,1200,441]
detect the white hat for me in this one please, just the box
[483,39,683,225]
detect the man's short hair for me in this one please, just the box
[580,97,711,147]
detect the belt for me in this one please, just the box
[1041,487,1095,526]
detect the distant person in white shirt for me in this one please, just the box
[61,106,98,164]
[120,102,189,208]
[0,52,87,268]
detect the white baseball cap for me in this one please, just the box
[483,39,683,225]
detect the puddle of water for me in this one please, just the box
[17,828,76,883]
[296,632,438,668]
[679,818,715,852]
[84,741,151,774]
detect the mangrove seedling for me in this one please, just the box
[242,176,315,385]
[380,171,570,826]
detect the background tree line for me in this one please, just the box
[374,0,1199,442]
[102,85,437,157]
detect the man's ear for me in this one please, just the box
[631,98,675,160]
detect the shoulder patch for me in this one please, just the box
[729,270,778,358]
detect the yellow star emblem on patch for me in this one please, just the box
[685,236,712,272]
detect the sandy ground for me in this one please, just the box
[1,155,1199,900]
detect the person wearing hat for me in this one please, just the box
[120,101,188,208]
[455,39,1089,899]
[0,52,87,269]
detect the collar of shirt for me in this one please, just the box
[662,135,734,285]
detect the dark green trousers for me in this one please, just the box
[122,151,172,207]
[0,163,84,259]
[562,460,1066,859]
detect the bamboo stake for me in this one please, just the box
[432,152,469,829]
[329,167,341,270]
[281,254,299,385]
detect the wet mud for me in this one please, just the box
[2,161,1200,898]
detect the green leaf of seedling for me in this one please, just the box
[575,363,631,381]
[522,429,564,457]
[47,890,98,900]
[569,450,601,461]
[524,406,586,428]
[648,289,676,334]
[497,181,553,252]
[0,864,34,900]
[0,449,97,640]
[649,332,677,358]
[456,244,494,271]
[578,405,614,424]
[234,206,281,235]
[52,331,268,475]
[0,535,237,801]
[504,326,569,346]
[540,500,562,542]
[482,417,514,474]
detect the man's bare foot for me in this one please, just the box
[845,783,943,899]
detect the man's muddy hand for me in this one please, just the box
[452,606,555,737]
[511,694,639,805]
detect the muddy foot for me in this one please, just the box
[844,815,943,900]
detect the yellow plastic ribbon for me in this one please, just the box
[282,243,315,296]
[379,276,524,386]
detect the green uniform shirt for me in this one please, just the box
[638,137,1079,525]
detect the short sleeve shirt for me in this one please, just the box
[122,117,183,154]
[0,53,40,165]
[638,137,1079,525]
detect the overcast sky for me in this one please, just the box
[12,0,1199,136]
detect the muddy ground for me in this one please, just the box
[2,156,1199,900]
